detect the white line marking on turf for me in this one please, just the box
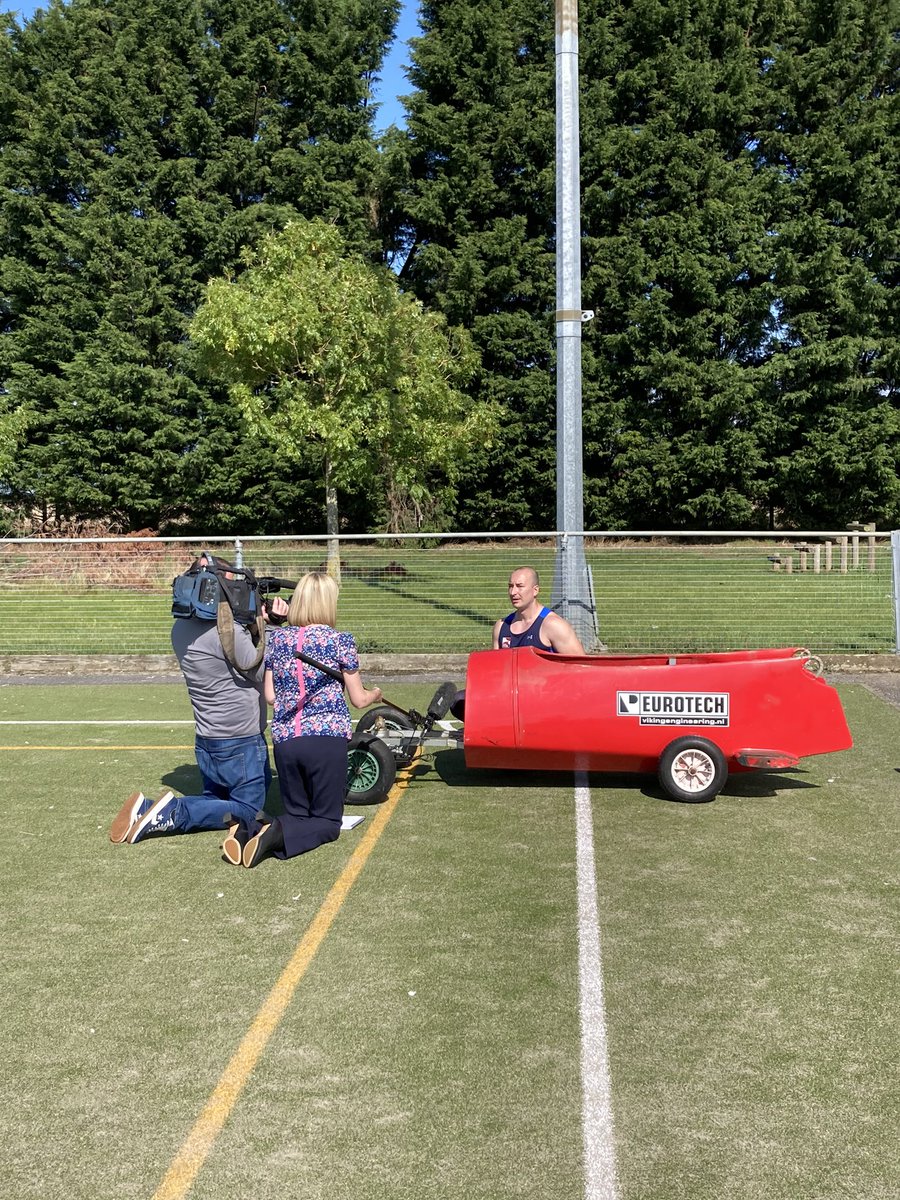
[0,720,194,725]
[575,774,620,1200]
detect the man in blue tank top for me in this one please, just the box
[491,566,585,654]
[450,565,584,719]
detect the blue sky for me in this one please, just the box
[375,1,418,132]
[5,0,39,18]
[7,0,417,132]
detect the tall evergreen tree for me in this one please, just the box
[0,0,395,531]
[761,0,900,526]
[396,0,782,530]
[397,0,899,530]
[394,0,559,530]
[578,0,787,527]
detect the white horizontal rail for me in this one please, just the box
[0,530,892,545]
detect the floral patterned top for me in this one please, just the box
[264,624,359,744]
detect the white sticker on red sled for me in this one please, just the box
[616,691,730,726]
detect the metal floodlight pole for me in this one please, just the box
[552,0,597,647]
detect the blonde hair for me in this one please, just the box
[287,572,339,628]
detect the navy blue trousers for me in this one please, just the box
[272,735,346,859]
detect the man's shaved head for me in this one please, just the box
[510,566,539,587]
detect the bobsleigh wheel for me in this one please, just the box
[345,734,397,804]
[354,706,416,736]
[658,737,728,803]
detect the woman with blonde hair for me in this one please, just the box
[232,572,382,867]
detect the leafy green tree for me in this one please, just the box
[0,404,25,482]
[189,218,491,554]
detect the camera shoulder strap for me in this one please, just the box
[217,601,266,677]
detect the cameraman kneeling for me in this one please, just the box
[109,555,288,845]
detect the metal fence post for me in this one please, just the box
[892,530,900,653]
[552,0,597,649]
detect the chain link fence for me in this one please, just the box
[0,530,894,658]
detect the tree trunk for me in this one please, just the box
[324,456,341,585]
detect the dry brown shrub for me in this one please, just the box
[0,534,199,591]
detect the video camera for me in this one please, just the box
[254,575,298,624]
[172,552,297,626]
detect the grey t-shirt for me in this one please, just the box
[170,618,267,739]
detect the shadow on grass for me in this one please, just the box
[161,752,819,815]
[357,575,491,629]
[720,770,818,798]
[160,763,285,816]
[429,748,819,805]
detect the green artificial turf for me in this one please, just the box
[0,680,897,1199]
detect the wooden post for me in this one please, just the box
[866,523,876,572]
[847,521,865,569]
[785,555,794,574]
[813,545,821,574]
[824,540,832,572]
[839,536,849,574]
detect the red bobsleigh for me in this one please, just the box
[346,646,852,803]
[461,646,853,801]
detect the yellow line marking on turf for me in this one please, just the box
[151,758,417,1200]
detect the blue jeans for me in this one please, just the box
[169,734,272,833]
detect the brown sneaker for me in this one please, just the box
[109,792,146,843]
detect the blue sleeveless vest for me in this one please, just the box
[497,607,556,651]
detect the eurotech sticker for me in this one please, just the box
[616,690,730,727]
